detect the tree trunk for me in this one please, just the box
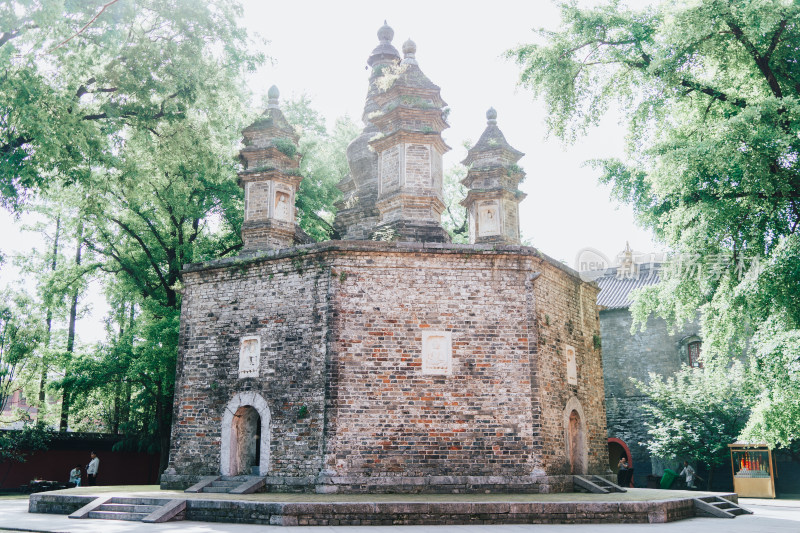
[706,463,714,491]
[39,215,60,405]
[111,305,125,434]
[59,222,82,433]
[156,381,167,474]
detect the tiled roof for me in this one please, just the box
[594,264,661,309]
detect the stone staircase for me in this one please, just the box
[573,475,627,493]
[693,496,753,519]
[185,475,266,494]
[69,497,186,522]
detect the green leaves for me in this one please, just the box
[285,97,359,241]
[513,0,800,451]
[0,289,43,416]
[0,420,52,465]
[635,364,750,468]
[0,0,261,209]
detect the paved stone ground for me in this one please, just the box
[2,493,799,532]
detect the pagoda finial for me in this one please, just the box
[368,20,400,67]
[402,38,417,65]
[486,107,497,125]
[377,20,394,42]
[267,85,280,110]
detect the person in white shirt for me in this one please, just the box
[86,452,100,486]
[680,461,703,489]
[68,464,81,487]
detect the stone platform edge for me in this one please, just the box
[159,473,580,494]
[29,492,739,526]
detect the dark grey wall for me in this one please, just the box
[600,307,700,486]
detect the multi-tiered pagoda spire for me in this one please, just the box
[365,37,451,242]
[238,86,307,251]
[460,108,527,245]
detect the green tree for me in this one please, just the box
[0,0,261,210]
[2,0,261,471]
[0,420,52,487]
[509,0,800,449]
[442,164,468,244]
[283,95,359,241]
[0,290,43,417]
[634,365,750,489]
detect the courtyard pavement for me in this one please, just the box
[1,494,799,532]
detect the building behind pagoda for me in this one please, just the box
[162,23,609,494]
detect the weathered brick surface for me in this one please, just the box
[601,307,700,484]
[164,242,607,493]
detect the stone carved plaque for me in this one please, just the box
[274,191,291,222]
[565,344,577,385]
[239,336,261,378]
[477,201,500,236]
[422,331,452,375]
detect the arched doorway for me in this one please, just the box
[221,392,271,476]
[230,406,259,475]
[563,397,588,475]
[568,410,585,474]
[607,437,632,472]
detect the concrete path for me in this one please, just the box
[2,497,799,532]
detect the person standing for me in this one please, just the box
[69,464,82,487]
[617,457,629,487]
[680,461,703,489]
[86,452,100,486]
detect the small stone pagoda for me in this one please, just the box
[461,107,527,245]
[163,22,609,495]
[238,85,308,250]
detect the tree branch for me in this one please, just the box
[105,216,171,295]
[49,0,122,52]
[764,19,787,61]
[679,79,747,109]
[724,16,783,99]
[0,136,32,155]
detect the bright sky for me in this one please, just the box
[0,0,661,344]
[239,0,661,262]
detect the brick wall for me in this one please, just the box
[164,242,607,492]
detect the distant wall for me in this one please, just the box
[1,431,159,489]
[600,307,700,486]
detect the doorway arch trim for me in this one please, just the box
[608,437,632,464]
[220,391,271,476]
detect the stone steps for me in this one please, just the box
[88,510,149,521]
[694,496,753,518]
[573,475,609,494]
[589,475,627,493]
[194,475,266,494]
[98,503,161,513]
[69,496,186,523]
[208,481,242,487]
[201,487,237,493]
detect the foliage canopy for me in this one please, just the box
[510,0,800,451]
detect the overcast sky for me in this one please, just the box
[0,0,661,343]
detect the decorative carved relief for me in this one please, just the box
[239,336,261,378]
[422,331,452,375]
[274,191,291,222]
[477,201,500,236]
[565,344,577,385]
